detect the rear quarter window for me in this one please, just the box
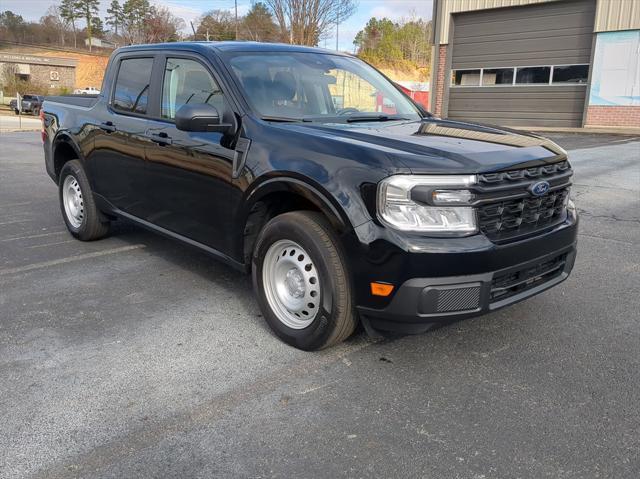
[112,57,154,114]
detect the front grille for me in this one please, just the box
[490,253,567,303]
[475,161,572,242]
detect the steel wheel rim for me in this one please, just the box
[262,239,321,329]
[62,175,84,228]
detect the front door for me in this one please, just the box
[143,55,241,255]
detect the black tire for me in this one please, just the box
[58,160,110,241]
[14,109,19,115]
[252,211,357,350]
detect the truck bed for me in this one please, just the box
[45,95,99,109]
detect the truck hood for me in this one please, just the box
[277,118,566,174]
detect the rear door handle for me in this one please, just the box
[99,121,116,132]
[148,131,172,146]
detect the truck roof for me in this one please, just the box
[115,41,351,57]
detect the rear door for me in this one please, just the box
[143,53,240,254]
[88,54,158,218]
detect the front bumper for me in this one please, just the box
[349,208,578,334]
[358,244,576,333]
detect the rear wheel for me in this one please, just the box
[252,211,357,350]
[59,160,110,240]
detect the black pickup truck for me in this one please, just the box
[42,42,578,350]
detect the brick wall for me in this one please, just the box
[585,106,640,128]
[433,45,448,117]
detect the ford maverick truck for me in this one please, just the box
[42,42,578,350]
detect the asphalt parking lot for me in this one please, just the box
[1,131,639,478]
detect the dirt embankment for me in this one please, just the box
[378,66,430,83]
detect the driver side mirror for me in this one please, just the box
[175,103,237,135]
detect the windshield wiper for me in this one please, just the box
[345,114,412,123]
[260,116,311,123]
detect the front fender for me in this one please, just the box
[241,174,352,231]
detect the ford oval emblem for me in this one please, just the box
[530,181,550,197]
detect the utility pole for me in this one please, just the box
[235,0,238,40]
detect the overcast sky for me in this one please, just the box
[2,0,433,51]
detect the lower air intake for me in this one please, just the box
[435,286,482,313]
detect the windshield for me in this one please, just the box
[227,52,422,122]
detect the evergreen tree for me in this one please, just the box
[59,0,80,48]
[106,0,124,36]
[77,0,100,51]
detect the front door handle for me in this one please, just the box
[99,121,116,133]
[148,131,172,146]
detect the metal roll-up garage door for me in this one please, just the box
[447,0,595,127]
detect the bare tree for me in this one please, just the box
[264,0,357,46]
[145,6,184,43]
[196,10,236,41]
[39,6,69,46]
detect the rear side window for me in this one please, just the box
[112,58,154,114]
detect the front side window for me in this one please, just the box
[112,57,153,114]
[161,58,224,120]
[515,66,551,84]
[228,52,421,121]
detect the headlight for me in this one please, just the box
[377,175,477,235]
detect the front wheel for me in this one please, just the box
[59,160,110,241]
[252,211,357,350]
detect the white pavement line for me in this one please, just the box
[0,219,32,226]
[0,231,67,242]
[578,233,637,246]
[27,239,76,249]
[0,201,32,208]
[0,244,146,276]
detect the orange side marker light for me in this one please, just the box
[371,282,394,297]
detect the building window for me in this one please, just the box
[452,69,481,86]
[451,65,589,88]
[552,64,589,84]
[515,66,551,84]
[482,68,514,86]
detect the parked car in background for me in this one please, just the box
[74,87,101,95]
[10,95,45,115]
[42,42,578,350]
